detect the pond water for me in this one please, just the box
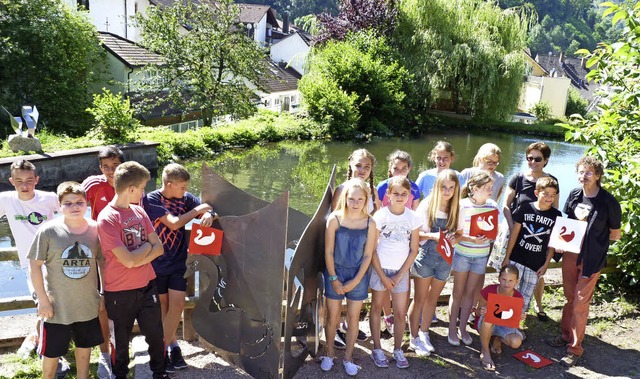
[0,131,587,306]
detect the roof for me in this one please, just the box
[274,31,311,46]
[238,4,278,25]
[98,32,164,68]
[259,60,300,93]
[534,53,596,101]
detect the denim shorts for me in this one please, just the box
[412,245,451,281]
[369,268,409,294]
[324,266,370,301]
[451,252,489,275]
[478,315,524,340]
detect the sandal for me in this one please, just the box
[537,311,549,322]
[480,354,495,371]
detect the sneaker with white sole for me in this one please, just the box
[17,333,37,359]
[409,336,430,357]
[320,356,334,371]
[383,315,394,335]
[370,348,389,368]
[393,349,410,369]
[419,331,435,353]
[334,330,346,350]
[343,360,361,376]
[97,353,112,379]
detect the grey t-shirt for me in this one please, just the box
[28,219,102,325]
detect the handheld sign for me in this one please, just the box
[188,223,224,256]
[485,292,523,328]
[469,209,499,240]
[513,349,553,369]
[548,216,587,254]
[436,230,454,265]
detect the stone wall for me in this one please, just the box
[0,142,160,192]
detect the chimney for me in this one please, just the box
[283,11,290,34]
[581,56,586,69]
[559,51,565,63]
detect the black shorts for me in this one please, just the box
[155,268,187,294]
[38,317,103,358]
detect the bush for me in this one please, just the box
[565,87,589,117]
[530,101,552,122]
[86,89,140,142]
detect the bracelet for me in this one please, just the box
[328,275,338,281]
[208,210,218,218]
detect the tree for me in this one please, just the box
[396,0,528,120]
[564,1,640,290]
[316,0,398,44]
[299,31,412,139]
[135,0,267,126]
[0,0,104,136]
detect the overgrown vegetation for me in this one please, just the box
[563,1,640,292]
[86,89,140,142]
[530,100,552,122]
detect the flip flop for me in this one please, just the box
[537,311,549,322]
[481,358,496,371]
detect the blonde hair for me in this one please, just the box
[472,143,501,167]
[386,175,411,194]
[461,171,493,199]
[386,150,413,178]
[162,163,190,183]
[425,170,460,232]
[336,178,371,217]
[429,141,455,163]
[347,148,377,211]
[57,181,86,202]
[114,161,150,193]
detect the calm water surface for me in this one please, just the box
[0,131,587,303]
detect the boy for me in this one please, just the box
[143,163,215,372]
[82,145,124,378]
[502,177,562,313]
[0,160,60,359]
[97,161,167,379]
[29,182,104,379]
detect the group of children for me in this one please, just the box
[322,141,567,375]
[3,147,214,379]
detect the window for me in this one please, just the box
[77,0,89,10]
[290,95,297,103]
[264,99,271,107]
[274,98,280,106]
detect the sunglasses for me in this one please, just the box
[526,156,544,163]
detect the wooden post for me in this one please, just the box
[183,274,196,341]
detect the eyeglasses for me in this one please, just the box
[482,158,500,166]
[526,156,544,163]
[577,171,594,177]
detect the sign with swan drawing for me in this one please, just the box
[513,349,553,368]
[485,293,523,328]
[436,230,454,265]
[469,209,499,240]
[188,223,224,255]
[548,216,587,254]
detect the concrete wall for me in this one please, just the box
[0,142,159,192]
[519,76,571,117]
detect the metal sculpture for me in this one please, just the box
[187,163,335,378]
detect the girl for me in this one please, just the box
[476,264,524,371]
[416,141,465,199]
[370,176,422,369]
[408,170,463,356]
[332,149,379,213]
[461,143,505,202]
[377,150,421,210]
[331,148,378,348]
[321,179,376,376]
[448,171,498,346]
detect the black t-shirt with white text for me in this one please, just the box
[510,202,562,271]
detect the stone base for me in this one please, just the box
[7,134,42,153]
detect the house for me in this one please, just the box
[255,61,302,113]
[270,31,311,76]
[518,50,572,118]
[238,4,280,46]
[63,0,151,42]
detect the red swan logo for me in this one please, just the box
[559,226,575,242]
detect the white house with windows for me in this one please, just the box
[254,61,302,113]
[64,0,152,42]
[270,31,311,76]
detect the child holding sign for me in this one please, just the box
[143,163,216,372]
[476,264,524,371]
[502,177,561,313]
[408,170,463,356]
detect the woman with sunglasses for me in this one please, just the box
[495,141,558,322]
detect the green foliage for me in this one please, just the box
[565,87,589,116]
[135,0,266,126]
[396,0,528,120]
[86,89,140,142]
[299,30,412,139]
[0,0,104,136]
[530,100,552,121]
[562,1,640,291]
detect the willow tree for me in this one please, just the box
[396,0,530,120]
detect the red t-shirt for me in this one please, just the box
[98,204,156,292]
[481,284,524,301]
[82,174,115,221]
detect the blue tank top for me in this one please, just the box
[333,216,370,269]
[422,217,448,253]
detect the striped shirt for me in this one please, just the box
[456,198,498,257]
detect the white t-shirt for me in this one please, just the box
[0,190,59,268]
[373,206,422,270]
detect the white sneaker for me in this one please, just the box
[320,356,334,371]
[343,360,361,376]
[419,330,435,353]
[409,336,430,357]
[97,353,112,379]
[17,333,37,359]
[383,315,394,335]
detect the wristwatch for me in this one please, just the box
[328,275,338,281]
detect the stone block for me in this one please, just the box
[7,135,42,153]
